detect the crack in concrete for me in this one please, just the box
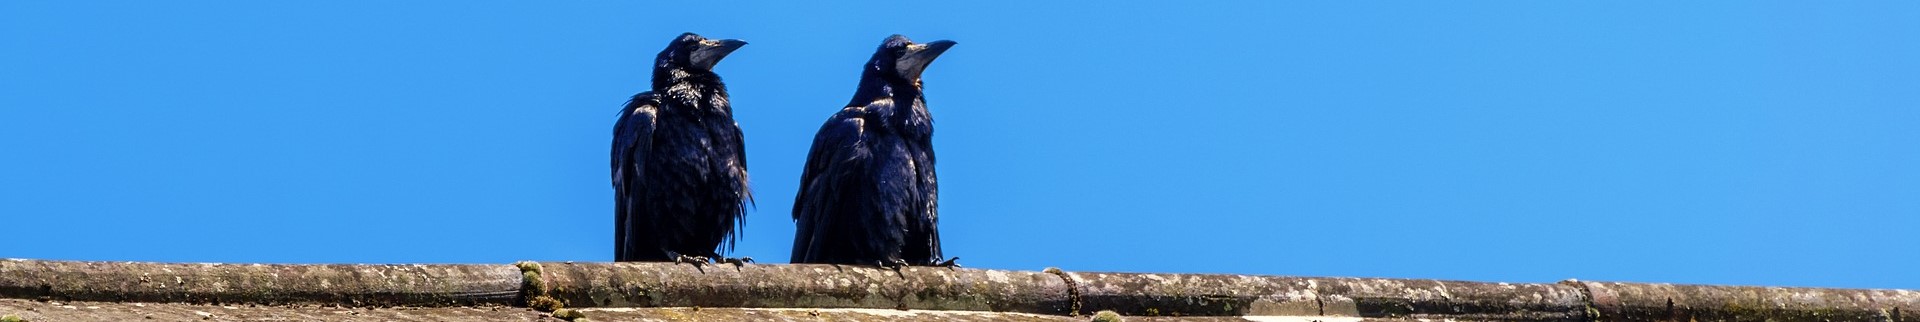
[1560,279,1598,322]
[1315,294,1324,316]
[1042,267,1081,317]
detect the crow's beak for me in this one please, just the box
[690,38,748,70]
[896,40,957,81]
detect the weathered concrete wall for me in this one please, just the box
[0,299,538,322]
[1062,272,1587,320]
[536,262,1073,314]
[0,299,1344,322]
[5,259,1920,322]
[1572,280,1920,322]
[0,259,520,307]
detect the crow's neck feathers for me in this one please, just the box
[848,60,892,107]
[855,78,932,140]
[653,66,731,118]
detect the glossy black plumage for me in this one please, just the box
[791,35,958,266]
[613,33,751,262]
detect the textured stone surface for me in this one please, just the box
[537,262,1074,314]
[6,259,1920,321]
[0,259,520,307]
[1314,277,1587,321]
[0,299,1455,322]
[1065,271,1319,317]
[0,298,541,321]
[1064,272,1586,320]
[1579,281,1920,322]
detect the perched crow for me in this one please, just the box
[613,33,752,264]
[791,35,959,268]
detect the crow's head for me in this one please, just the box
[866,34,957,87]
[656,32,748,72]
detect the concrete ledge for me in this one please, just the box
[536,262,1073,314]
[1576,281,1920,322]
[0,259,520,307]
[6,259,1920,321]
[0,299,532,321]
[1064,272,1587,320]
[0,299,1388,322]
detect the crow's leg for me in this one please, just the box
[717,256,754,267]
[932,257,961,269]
[876,258,909,272]
[666,251,711,268]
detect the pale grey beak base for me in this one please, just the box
[691,39,749,70]
[896,40,957,81]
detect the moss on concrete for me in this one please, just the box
[552,308,586,320]
[1091,310,1123,322]
[515,260,552,311]
[528,296,563,312]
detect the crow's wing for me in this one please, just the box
[613,92,660,261]
[906,133,942,264]
[790,105,874,263]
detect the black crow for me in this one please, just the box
[613,32,752,265]
[791,35,959,268]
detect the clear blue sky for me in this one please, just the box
[3,2,1915,289]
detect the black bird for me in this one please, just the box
[613,33,752,264]
[791,35,959,268]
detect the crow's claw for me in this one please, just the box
[674,254,712,267]
[876,259,909,272]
